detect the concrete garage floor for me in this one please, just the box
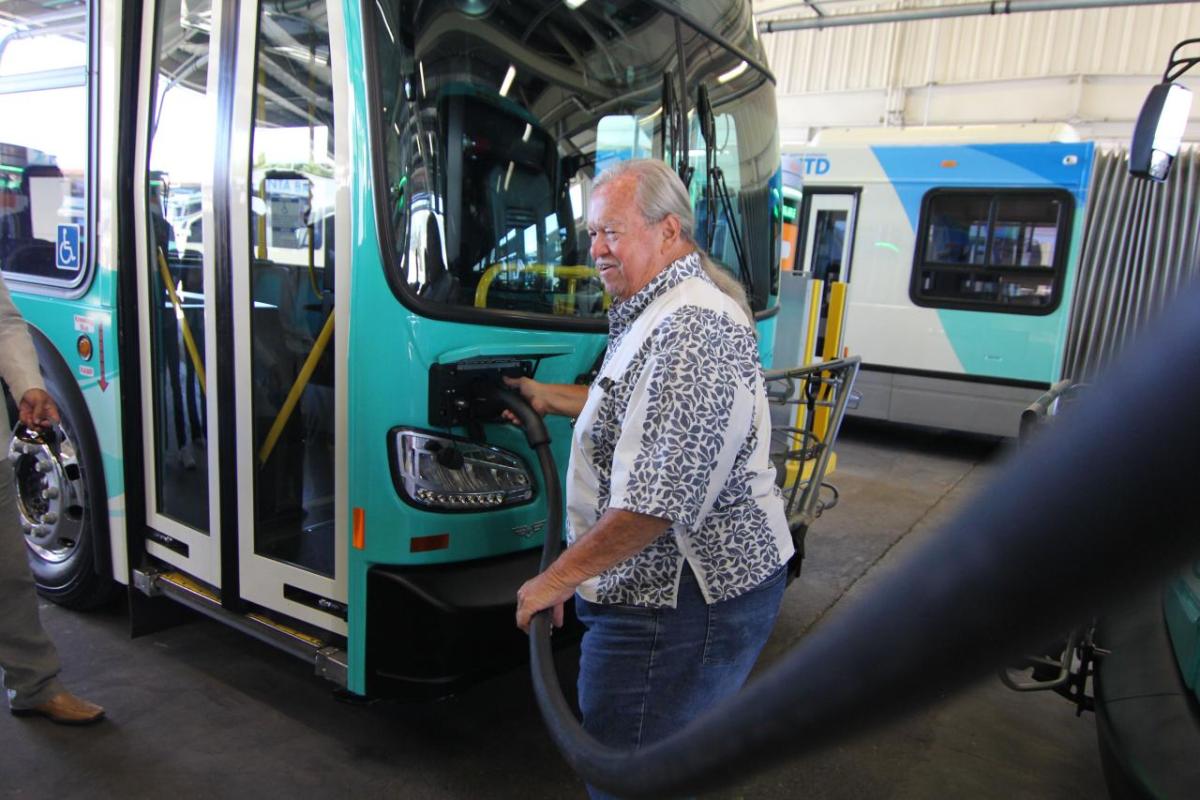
[1,421,1108,799]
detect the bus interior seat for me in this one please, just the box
[0,164,64,274]
[487,166,551,257]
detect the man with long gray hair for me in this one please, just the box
[509,158,791,794]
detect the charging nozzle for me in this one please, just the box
[481,383,551,449]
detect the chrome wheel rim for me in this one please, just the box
[7,425,86,564]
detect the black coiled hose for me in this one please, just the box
[486,280,1200,798]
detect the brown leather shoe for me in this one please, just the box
[11,692,106,726]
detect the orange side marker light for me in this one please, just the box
[353,507,365,550]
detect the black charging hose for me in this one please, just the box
[483,386,563,573]
[487,280,1200,799]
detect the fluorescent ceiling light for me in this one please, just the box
[718,60,748,84]
[274,45,328,66]
[499,65,516,97]
[565,0,589,8]
[375,0,395,43]
[522,124,532,142]
[419,61,427,97]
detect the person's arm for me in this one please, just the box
[0,275,48,416]
[502,376,589,419]
[516,507,671,632]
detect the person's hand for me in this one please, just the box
[19,388,59,431]
[502,375,549,426]
[516,569,574,634]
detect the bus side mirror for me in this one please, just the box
[1130,82,1193,182]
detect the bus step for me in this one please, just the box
[136,569,348,688]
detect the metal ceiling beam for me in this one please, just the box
[759,0,1194,33]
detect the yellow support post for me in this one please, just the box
[784,278,824,487]
[256,177,268,261]
[258,310,335,466]
[814,281,850,441]
[156,247,207,393]
[821,281,849,363]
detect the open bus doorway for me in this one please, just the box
[797,188,858,358]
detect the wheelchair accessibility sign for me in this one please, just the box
[57,224,82,271]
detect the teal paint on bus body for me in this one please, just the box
[341,1,605,692]
[343,0,372,695]
[9,270,126,502]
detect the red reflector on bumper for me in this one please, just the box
[410,533,450,553]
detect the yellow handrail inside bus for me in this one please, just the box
[256,178,268,261]
[156,246,207,394]
[474,263,606,312]
[258,308,335,466]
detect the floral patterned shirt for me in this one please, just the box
[566,251,794,608]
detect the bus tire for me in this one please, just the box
[6,327,113,610]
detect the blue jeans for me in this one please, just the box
[575,564,787,799]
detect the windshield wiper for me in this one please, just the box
[697,83,754,300]
[661,69,692,189]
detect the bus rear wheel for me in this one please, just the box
[7,349,113,610]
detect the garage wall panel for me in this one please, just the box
[760,3,1195,91]
[759,1,1200,136]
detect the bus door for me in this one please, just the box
[135,0,222,587]
[798,189,859,355]
[136,0,346,636]
[228,0,346,634]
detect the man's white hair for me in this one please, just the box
[594,159,754,324]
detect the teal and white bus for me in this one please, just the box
[1,0,782,697]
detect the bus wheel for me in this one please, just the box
[7,390,112,609]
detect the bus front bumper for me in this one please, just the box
[365,547,578,698]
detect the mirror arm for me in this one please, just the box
[1165,38,1200,82]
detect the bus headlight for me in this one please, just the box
[390,429,534,511]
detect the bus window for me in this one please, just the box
[596,115,655,174]
[689,111,743,270]
[146,0,215,535]
[374,1,736,321]
[247,1,336,577]
[0,5,89,288]
[683,65,780,309]
[912,189,1073,314]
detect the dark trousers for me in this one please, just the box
[0,454,63,709]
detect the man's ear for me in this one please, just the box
[660,214,682,247]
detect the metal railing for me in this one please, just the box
[764,355,861,571]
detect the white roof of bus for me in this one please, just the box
[808,123,1082,146]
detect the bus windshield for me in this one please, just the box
[370,0,779,323]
